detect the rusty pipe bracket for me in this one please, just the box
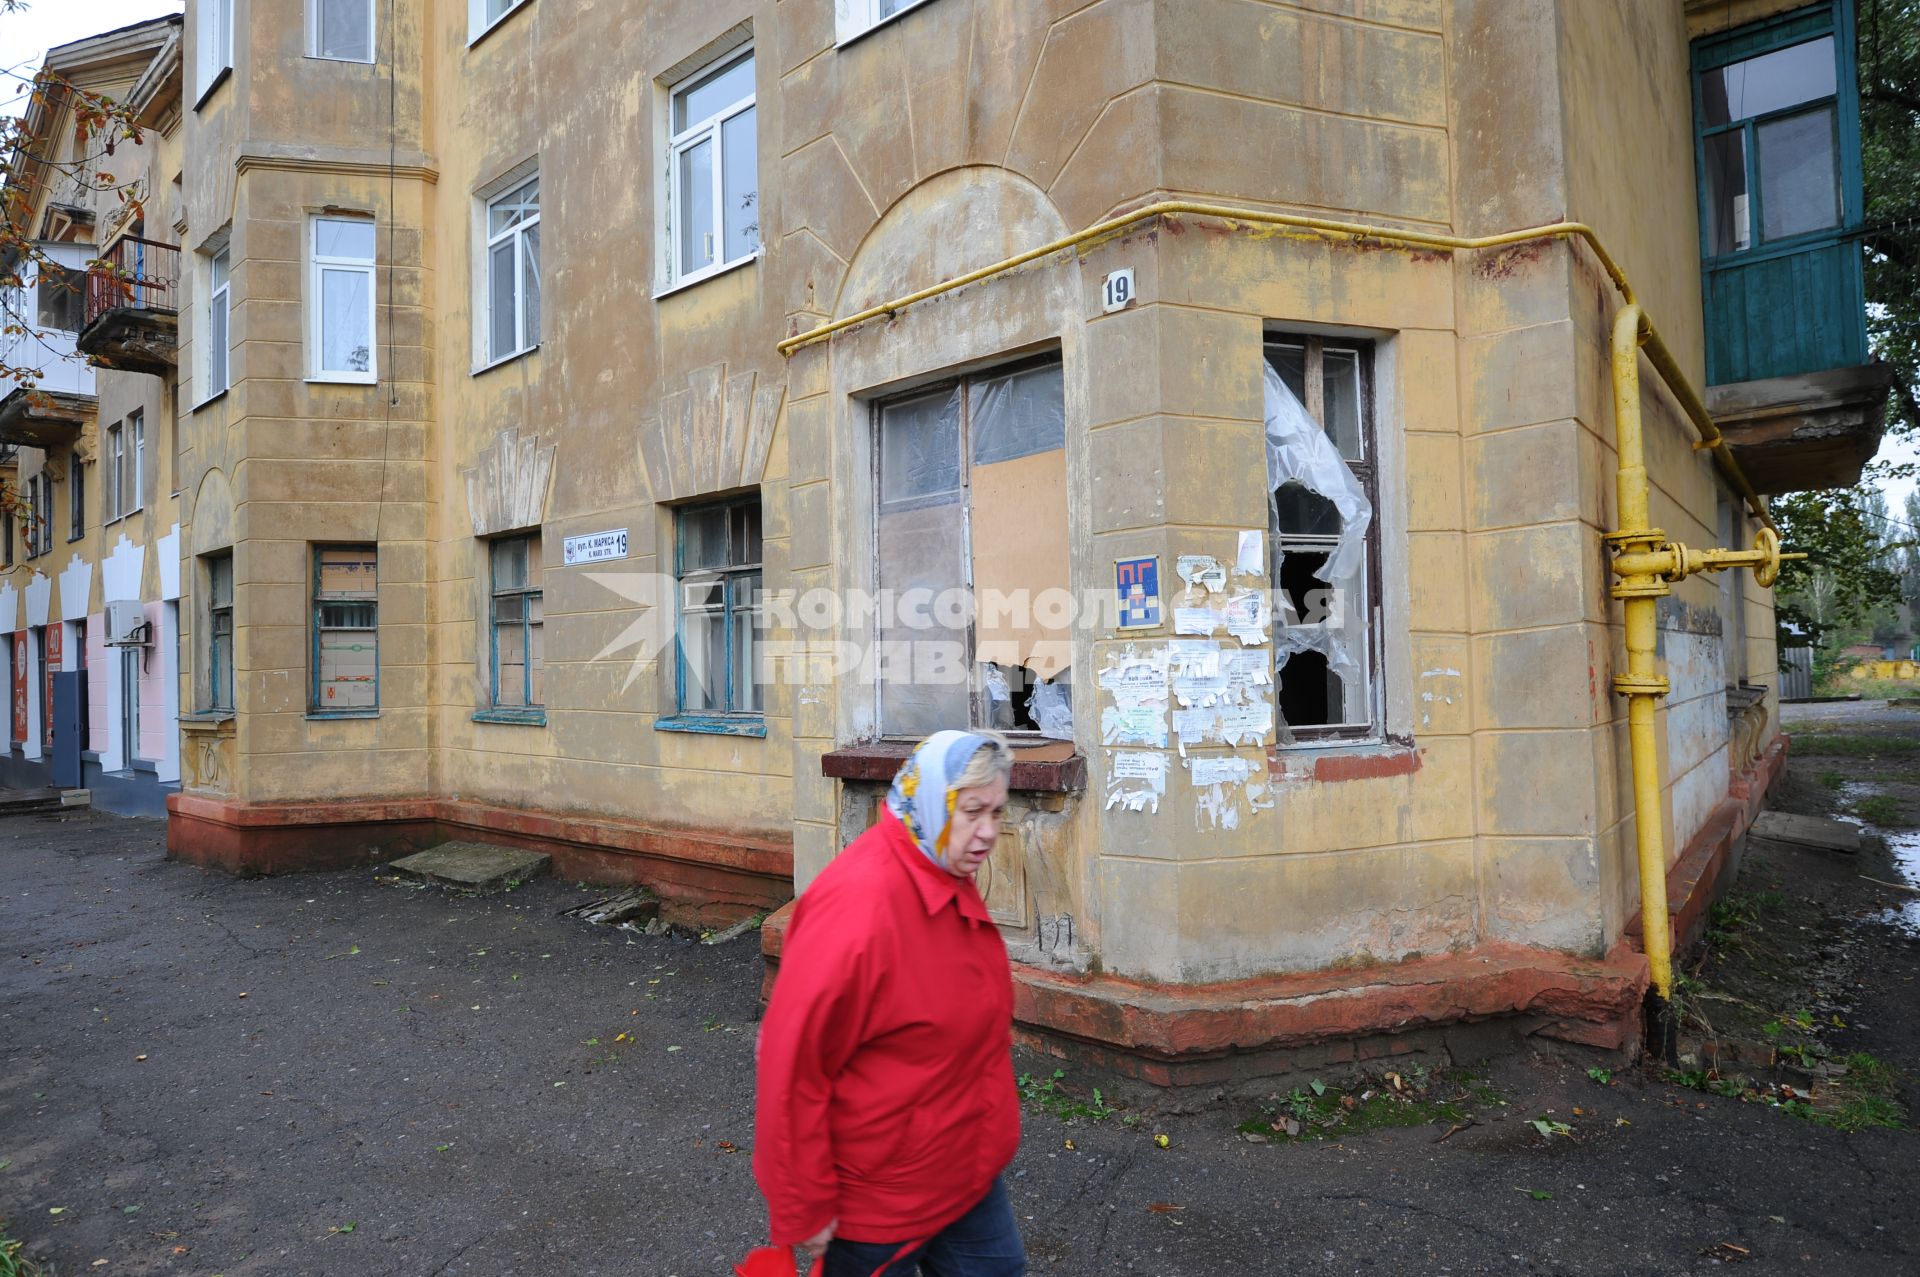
[1613,672,1672,697]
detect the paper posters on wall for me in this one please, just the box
[1175,555,1227,595]
[1098,645,1170,750]
[1173,607,1220,636]
[1187,750,1274,830]
[1104,750,1169,813]
[1235,529,1264,577]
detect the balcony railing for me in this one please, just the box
[84,235,180,327]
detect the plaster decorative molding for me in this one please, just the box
[158,523,182,601]
[636,363,783,503]
[101,533,145,604]
[24,571,51,629]
[0,582,17,633]
[465,428,556,537]
[57,553,93,621]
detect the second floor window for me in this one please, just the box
[1697,31,1844,256]
[106,422,126,520]
[489,534,543,710]
[674,497,762,719]
[311,217,377,380]
[206,246,231,398]
[67,451,83,541]
[483,176,539,364]
[35,262,82,333]
[198,0,234,95]
[311,0,374,61]
[666,47,757,288]
[468,0,529,42]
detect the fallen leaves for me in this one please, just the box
[1515,1187,1553,1201]
[1529,1118,1574,1140]
[1146,1203,1184,1214]
[1701,1241,1751,1262]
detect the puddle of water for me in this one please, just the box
[1883,829,1920,938]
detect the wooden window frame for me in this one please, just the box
[664,495,765,736]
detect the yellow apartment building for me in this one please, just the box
[9,0,1883,1079]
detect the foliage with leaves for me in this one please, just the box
[1774,488,1912,657]
[1862,0,1920,445]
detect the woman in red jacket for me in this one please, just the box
[754,729,1025,1276]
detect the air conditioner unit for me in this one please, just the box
[105,599,149,646]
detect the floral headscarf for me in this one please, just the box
[886,730,994,869]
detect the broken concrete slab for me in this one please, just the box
[390,842,551,892]
[561,888,659,928]
[1750,811,1862,855]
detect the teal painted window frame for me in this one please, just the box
[309,544,379,718]
[477,532,545,725]
[1691,1,1863,267]
[659,494,765,737]
[204,552,234,713]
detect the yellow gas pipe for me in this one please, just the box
[780,203,1802,1037]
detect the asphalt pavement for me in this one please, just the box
[3,795,1917,1276]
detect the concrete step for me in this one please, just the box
[0,787,72,816]
[1750,810,1862,855]
[389,842,551,893]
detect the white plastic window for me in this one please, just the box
[199,0,234,94]
[311,0,374,62]
[468,0,529,43]
[312,217,377,380]
[206,246,231,398]
[106,423,125,520]
[129,410,145,514]
[835,0,937,44]
[482,176,540,364]
[665,47,758,288]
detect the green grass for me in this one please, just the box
[1815,769,1848,791]
[1237,1067,1495,1143]
[1790,733,1920,758]
[0,1224,48,1277]
[1015,1069,1118,1123]
[1663,1051,1905,1132]
[1854,794,1908,826]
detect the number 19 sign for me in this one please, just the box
[1102,267,1136,313]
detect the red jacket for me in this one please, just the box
[753,808,1020,1246]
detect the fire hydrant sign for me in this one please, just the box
[562,529,629,566]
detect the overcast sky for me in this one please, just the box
[0,0,183,114]
[0,0,1912,529]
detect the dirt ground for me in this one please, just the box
[3,704,1919,1276]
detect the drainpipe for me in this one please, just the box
[779,206,1798,1055]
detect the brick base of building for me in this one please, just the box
[165,793,792,926]
[760,733,1792,1088]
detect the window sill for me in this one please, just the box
[467,0,534,50]
[470,345,539,377]
[656,715,766,738]
[181,710,235,725]
[192,65,232,113]
[305,374,378,385]
[653,251,759,301]
[305,53,376,65]
[472,707,546,726]
[307,710,379,721]
[193,387,229,412]
[835,0,938,48]
[821,739,1085,792]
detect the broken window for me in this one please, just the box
[675,496,763,718]
[875,355,1073,739]
[1265,336,1378,739]
[489,534,543,710]
[312,546,378,713]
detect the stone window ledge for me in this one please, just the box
[821,740,1085,793]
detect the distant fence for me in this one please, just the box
[1780,646,1813,700]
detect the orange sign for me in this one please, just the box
[44,623,61,749]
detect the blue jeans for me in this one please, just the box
[821,1178,1026,1277]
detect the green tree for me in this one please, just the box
[1774,488,1908,656]
[1862,0,1920,445]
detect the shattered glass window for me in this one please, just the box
[1264,337,1377,738]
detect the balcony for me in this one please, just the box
[0,242,96,448]
[75,235,180,376]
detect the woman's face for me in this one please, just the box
[943,777,1009,878]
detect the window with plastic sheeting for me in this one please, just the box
[673,497,763,722]
[312,546,378,714]
[874,355,1073,740]
[489,534,543,712]
[1264,336,1379,739]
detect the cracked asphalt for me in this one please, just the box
[4,794,1918,1276]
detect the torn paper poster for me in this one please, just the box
[1097,646,1170,711]
[1104,749,1169,813]
[1225,650,1273,700]
[1174,607,1221,636]
[1175,555,1227,595]
[1189,755,1255,788]
[1172,706,1221,756]
[1102,705,1168,749]
[1236,529,1265,577]
[1173,668,1233,708]
[1218,702,1274,747]
[1224,589,1271,646]
[1196,779,1241,831]
[1169,639,1221,678]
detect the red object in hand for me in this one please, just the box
[733,1245,797,1277]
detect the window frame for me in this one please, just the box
[1263,333,1384,746]
[664,495,766,736]
[477,173,540,369]
[835,0,939,46]
[105,422,125,522]
[204,552,235,714]
[196,0,235,105]
[310,544,379,717]
[309,215,379,383]
[128,410,145,515]
[481,533,545,722]
[467,0,531,46]
[204,245,232,401]
[660,44,759,294]
[309,0,376,62]
[870,352,1068,740]
[67,450,83,542]
[1691,0,1862,267]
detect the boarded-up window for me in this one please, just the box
[875,356,1071,738]
[490,534,543,708]
[313,546,378,712]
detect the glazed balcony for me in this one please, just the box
[75,235,180,376]
[0,243,96,448]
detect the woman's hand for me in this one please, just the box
[800,1220,837,1261]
